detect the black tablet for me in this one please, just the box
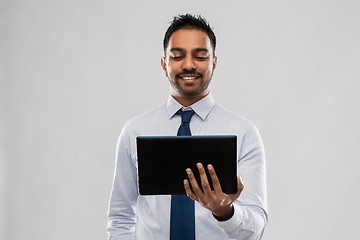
[136,135,237,195]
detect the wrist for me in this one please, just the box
[212,204,234,221]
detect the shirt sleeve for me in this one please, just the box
[107,125,138,240]
[217,125,268,240]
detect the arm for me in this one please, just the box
[107,127,138,240]
[184,126,268,239]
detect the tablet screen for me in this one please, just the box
[137,135,237,195]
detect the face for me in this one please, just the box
[161,29,217,98]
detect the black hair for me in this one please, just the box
[163,14,216,55]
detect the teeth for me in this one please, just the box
[182,76,197,80]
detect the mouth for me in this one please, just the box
[178,74,201,80]
[181,76,198,80]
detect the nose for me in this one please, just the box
[181,56,196,70]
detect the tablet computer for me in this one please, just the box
[136,135,237,195]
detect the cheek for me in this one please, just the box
[200,63,214,75]
[168,63,181,75]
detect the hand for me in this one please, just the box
[184,163,244,220]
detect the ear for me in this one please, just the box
[161,57,167,77]
[212,56,217,70]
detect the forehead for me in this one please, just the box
[167,29,212,52]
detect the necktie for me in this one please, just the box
[170,109,195,240]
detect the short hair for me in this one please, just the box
[163,14,216,55]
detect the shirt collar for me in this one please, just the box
[166,93,215,120]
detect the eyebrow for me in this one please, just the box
[170,47,184,52]
[194,48,208,52]
[169,47,209,53]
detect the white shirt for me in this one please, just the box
[107,93,268,240]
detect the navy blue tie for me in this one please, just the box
[170,109,195,240]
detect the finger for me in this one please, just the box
[184,179,198,201]
[207,164,223,194]
[186,168,204,198]
[231,176,244,200]
[197,163,212,195]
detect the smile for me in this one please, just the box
[180,75,200,80]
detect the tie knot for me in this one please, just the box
[179,109,195,123]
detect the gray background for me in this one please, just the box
[1,0,359,239]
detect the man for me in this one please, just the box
[107,14,268,240]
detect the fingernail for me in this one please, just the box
[208,165,213,170]
[186,169,191,175]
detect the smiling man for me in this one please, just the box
[107,14,268,240]
[162,28,216,103]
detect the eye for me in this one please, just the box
[195,57,208,61]
[171,56,184,61]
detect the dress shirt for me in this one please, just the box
[107,93,268,240]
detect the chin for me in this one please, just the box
[179,89,206,97]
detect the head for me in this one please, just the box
[161,14,217,104]
[163,14,216,56]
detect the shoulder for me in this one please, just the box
[211,105,264,153]
[211,104,257,131]
[121,103,168,133]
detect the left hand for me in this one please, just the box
[184,163,244,220]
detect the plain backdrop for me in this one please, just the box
[1,0,360,239]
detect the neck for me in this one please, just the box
[171,91,209,107]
